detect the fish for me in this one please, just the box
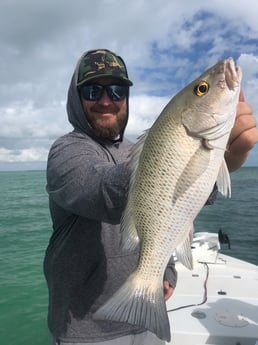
[94,57,242,341]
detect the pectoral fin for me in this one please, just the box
[216,158,231,197]
[173,146,211,204]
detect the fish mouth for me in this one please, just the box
[225,57,242,90]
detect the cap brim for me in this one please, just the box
[77,74,133,87]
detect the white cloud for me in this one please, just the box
[127,95,169,138]
[1,101,70,139]
[0,147,48,162]
[0,0,258,167]
[238,54,258,121]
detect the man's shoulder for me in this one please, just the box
[47,131,101,162]
[50,131,95,148]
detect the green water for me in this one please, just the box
[0,171,50,344]
[0,168,257,344]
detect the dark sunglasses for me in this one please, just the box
[80,84,128,102]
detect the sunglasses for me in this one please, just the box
[80,84,128,102]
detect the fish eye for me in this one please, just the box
[194,81,209,97]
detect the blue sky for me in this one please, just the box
[1,0,258,170]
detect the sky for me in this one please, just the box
[1,0,258,170]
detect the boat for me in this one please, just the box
[165,231,258,345]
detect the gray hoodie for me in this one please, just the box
[44,56,177,343]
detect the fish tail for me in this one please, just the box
[94,273,171,341]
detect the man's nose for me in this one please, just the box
[98,90,113,105]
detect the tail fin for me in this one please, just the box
[94,273,171,341]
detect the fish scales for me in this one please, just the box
[94,58,242,341]
[132,116,209,279]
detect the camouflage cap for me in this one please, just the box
[77,49,133,87]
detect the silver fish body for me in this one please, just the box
[94,58,242,341]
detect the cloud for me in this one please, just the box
[238,54,258,108]
[0,0,258,167]
[127,95,169,138]
[0,147,48,163]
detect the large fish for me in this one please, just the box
[94,58,242,341]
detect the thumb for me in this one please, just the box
[239,89,245,102]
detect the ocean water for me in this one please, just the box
[0,167,257,345]
[195,167,258,265]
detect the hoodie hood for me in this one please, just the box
[66,50,132,142]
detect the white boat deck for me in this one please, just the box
[165,232,258,345]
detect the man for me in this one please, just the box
[44,49,258,345]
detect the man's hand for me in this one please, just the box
[163,280,174,301]
[225,89,258,172]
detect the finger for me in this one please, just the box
[164,287,173,301]
[225,127,258,171]
[229,127,258,154]
[238,89,245,102]
[163,281,174,300]
[236,101,253,119]
[230,114,256,141]
[163,280,169,294]
[228,114,257,145]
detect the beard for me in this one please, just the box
[86,105,127,139]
